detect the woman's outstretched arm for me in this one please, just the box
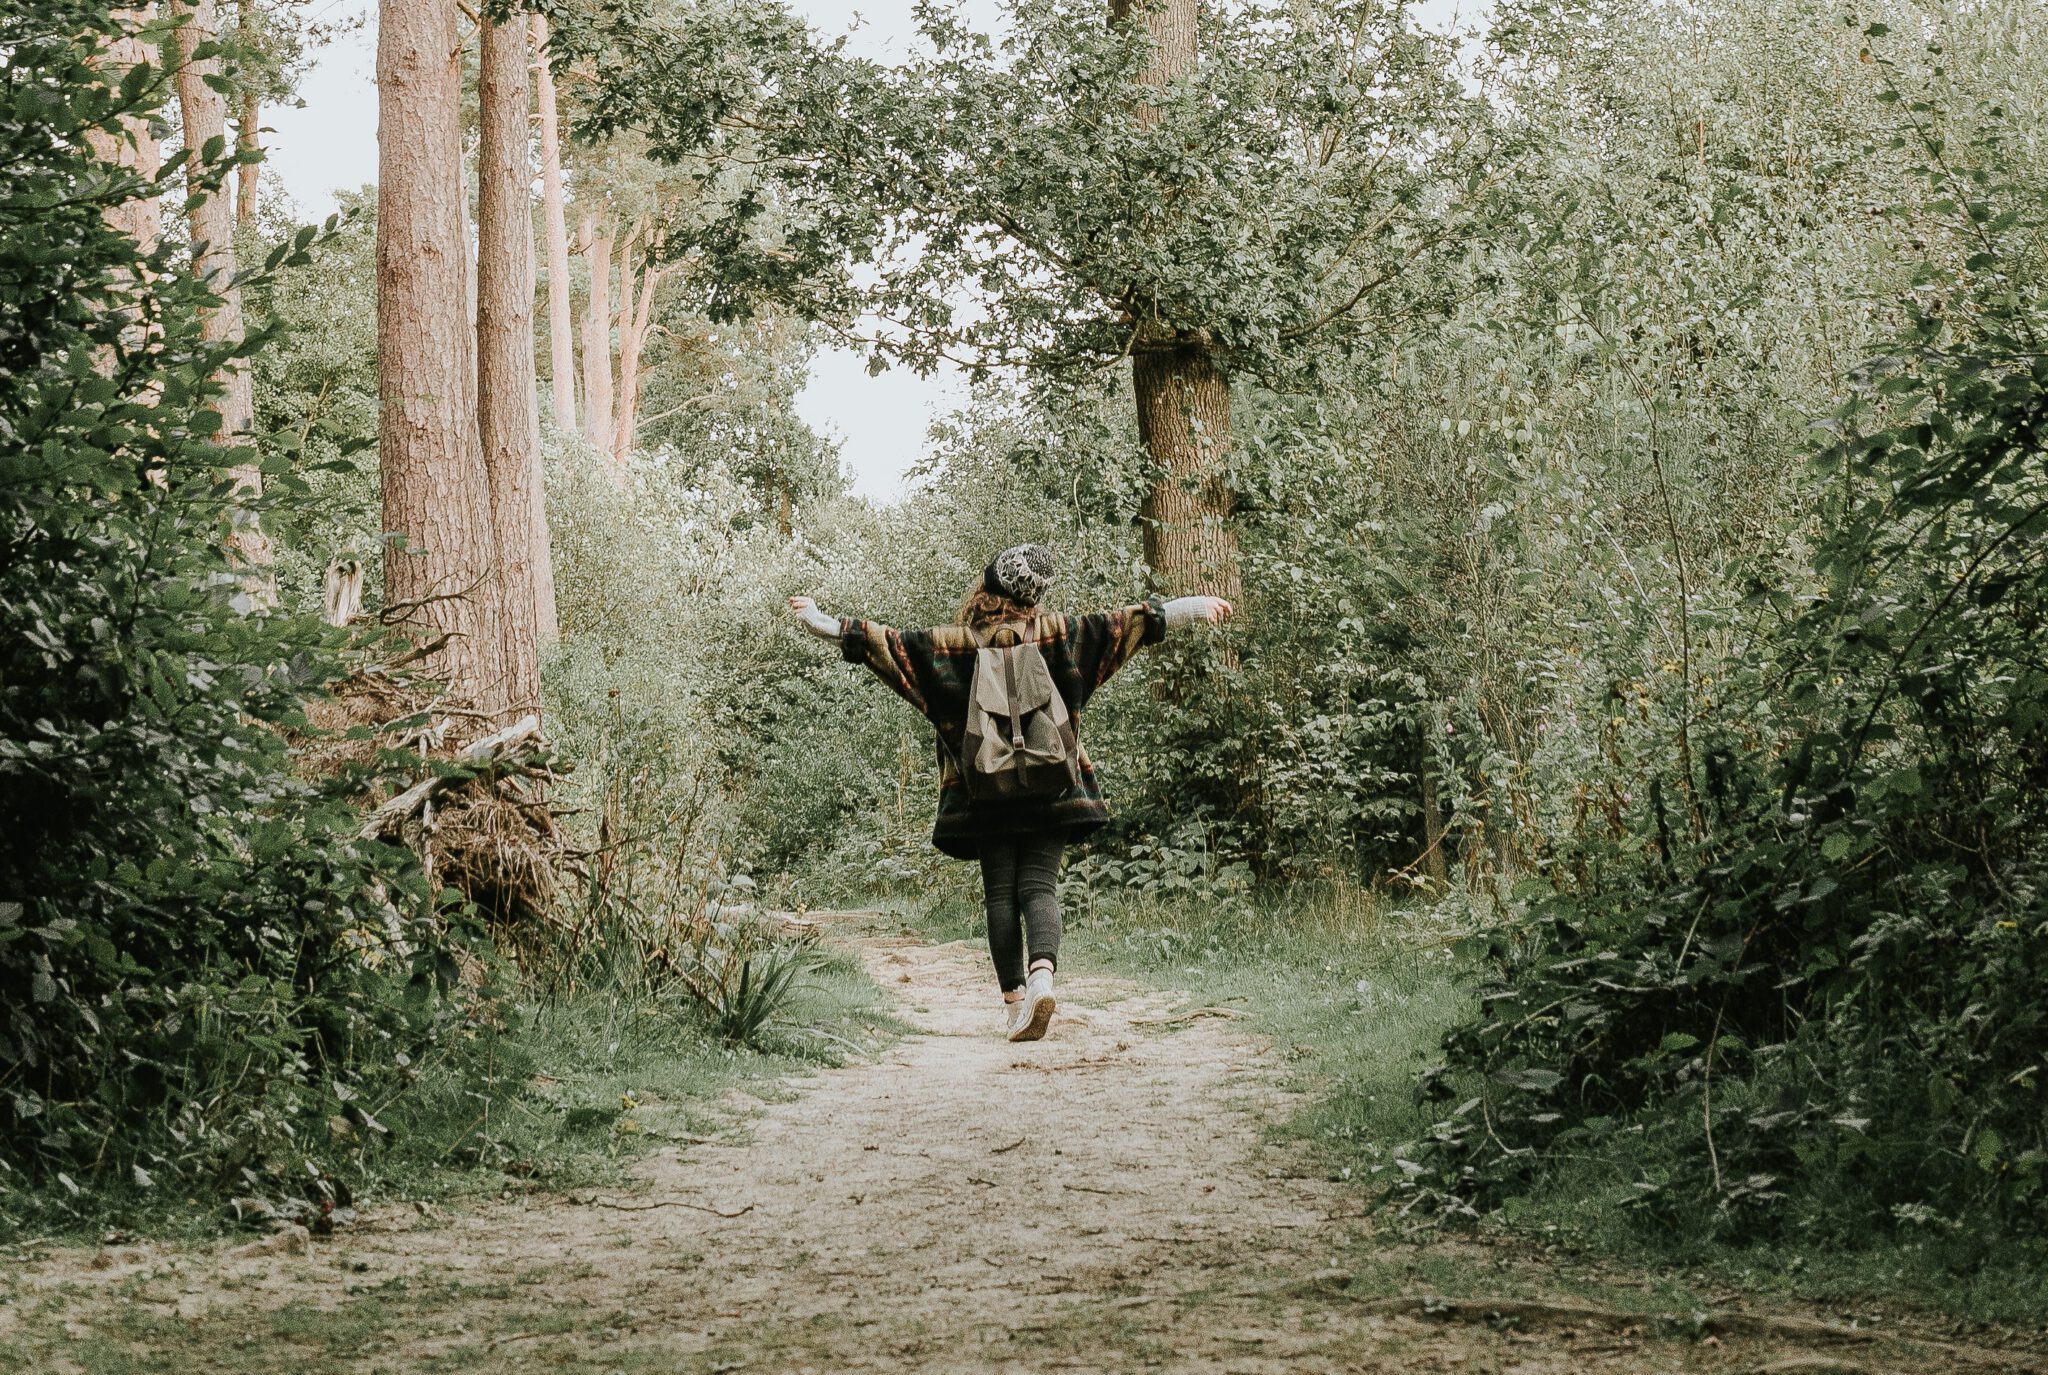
[787,594,841,640]
[1162,595,1234,630]
[787,594,945,720]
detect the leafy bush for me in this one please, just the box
[0,6,438,1210]
[1396,61,2048,1251]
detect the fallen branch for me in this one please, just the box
[360,714,541,838]
[1128,1007,1246,1026]
[569,1195,754,1218]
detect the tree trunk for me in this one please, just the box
[89,7,163,255]
[235,0,259,226]
[579,210,618,471]
[1112,0,1241,602]
[377,0,507,716]
[476,10,554,718]
[1133,344,1242,601]
[612,219,660,464]
[173,0,274,586]
[1418,730,1449,890]
[532,14,576,431]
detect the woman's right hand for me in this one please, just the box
[788,594,817,617]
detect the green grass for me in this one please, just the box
[357,939,902,1203]
[0,939,901,1245]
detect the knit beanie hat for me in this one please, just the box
[984,543,1056,606]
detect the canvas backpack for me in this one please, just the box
[960,621,1081,801]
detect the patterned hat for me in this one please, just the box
[984,543,1056,606]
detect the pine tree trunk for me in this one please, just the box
[579,210,617,468]
[377,0,507,716]
[173,0,273,587]
[235,0,258,226]
[1112,0,1242,601]
[532,14,576,431]
[477,11,553,717]
[1132,344,1242,601]
[89,7,163,255]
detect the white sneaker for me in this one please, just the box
[1003,996,1030,1039]
[1009,969,1057,1042]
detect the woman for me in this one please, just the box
[788,543,1232,1041]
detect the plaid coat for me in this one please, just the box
[838,599,1168,859]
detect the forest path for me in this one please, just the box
[11,913,2035,1374]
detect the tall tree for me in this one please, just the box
[586,0,1484,594]
[234,0,259,225]
[533,13,577,430]
[578,209,618,470]
[88,6,162,256]
[377,0,507,713]
[611,216,667,464]
[172,0,274,583]
[477,7,556,715]
[1110,0,1238,601]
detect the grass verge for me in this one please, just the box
[0,936,900,1249]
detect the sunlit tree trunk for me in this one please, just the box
[532,14,576,431]
[1111,0,1241,601]
[234,0,259,226]
[612,218,662,464]
[173,0,274,587]
[89,7,163,255]
[578,210,618,473]
[378,0,507,714]
[477,10,555,716]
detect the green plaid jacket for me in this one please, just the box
[839,599,1168,859]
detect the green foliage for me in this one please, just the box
[583,0,1486,383]
[0,5,437,1215]
[1397,46,2048,1252]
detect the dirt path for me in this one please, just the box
[7,915,2039,1374]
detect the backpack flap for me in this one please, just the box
[963,633,1080,800]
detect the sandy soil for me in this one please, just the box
[7,913,2040,1374]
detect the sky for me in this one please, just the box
[263,0,1477,502]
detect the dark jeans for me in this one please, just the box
[979,832,1064,992]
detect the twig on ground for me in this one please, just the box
[1061,1183,1130,1196]
[1128,1007,1247,1026]
[570,1196,754,1218]
[991,1137,1026,1154]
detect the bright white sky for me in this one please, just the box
[266,0,1476,501]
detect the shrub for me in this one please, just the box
[0,5,439,1208]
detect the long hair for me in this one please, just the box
[956,584,1043,631]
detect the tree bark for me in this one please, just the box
[234,0,258,226]
[1112,0,1242,601]
[89,7,163,255]
[612,218,660,464]
[1132,344,1242,601]
[532,14,576,431]
[377,0,507,716]
[476,10,554,718]
[173,0,273,586]
[578,209,618,470]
